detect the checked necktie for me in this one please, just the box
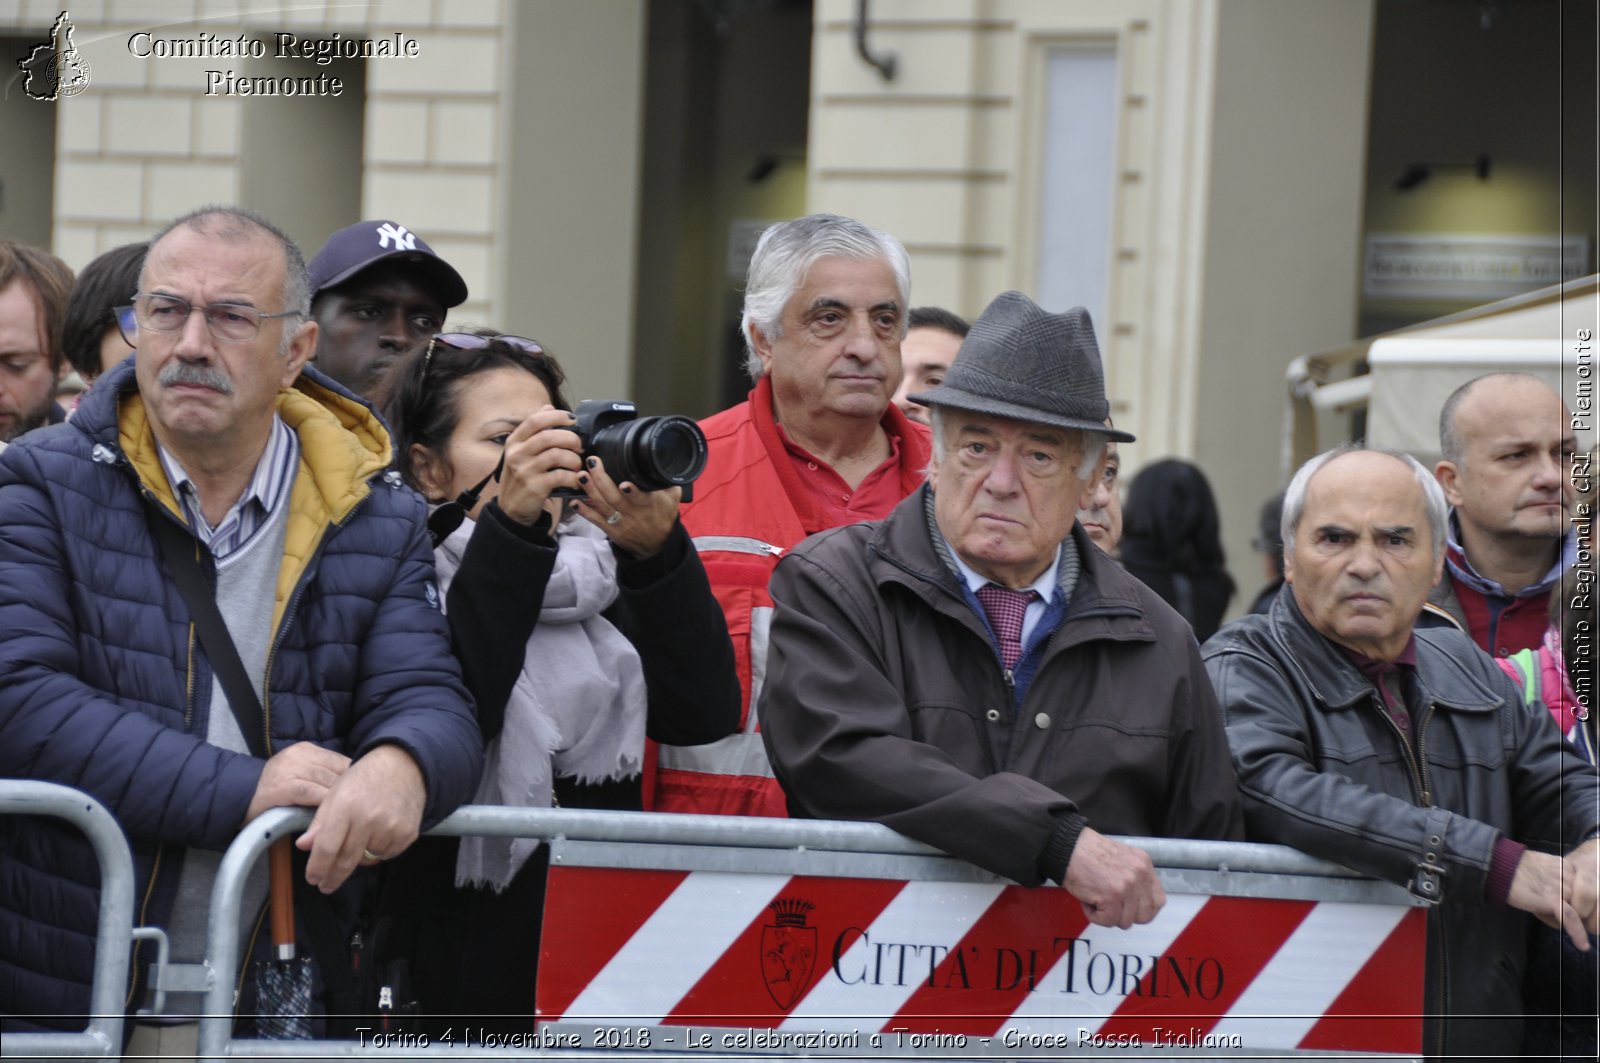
[975,584,1040,672]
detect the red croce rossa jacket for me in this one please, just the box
[650,374,931,816]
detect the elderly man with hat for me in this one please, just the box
[759,291,1243,925]
[308,219,468,398]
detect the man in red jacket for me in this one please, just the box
[655,214,932,817]
[1431,373,1577,657]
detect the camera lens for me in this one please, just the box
[588,414,708,491]
[636,416,707,486]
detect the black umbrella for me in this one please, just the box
[255,838,315,1039]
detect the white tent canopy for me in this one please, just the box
[1288,274,1598,468]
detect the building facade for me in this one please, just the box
[3,0,1590,608]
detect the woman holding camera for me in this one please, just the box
[377,329,739,1028]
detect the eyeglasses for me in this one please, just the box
[421,332,545,380]
[119,293,302,344]
[114,305,138,341]
[426,451,507,548]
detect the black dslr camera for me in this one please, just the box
[552,399,709,499]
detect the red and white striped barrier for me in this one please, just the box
[538,864,1425,1056]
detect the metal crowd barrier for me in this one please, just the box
[197,805,1425,1062]
[0,780,145,1062]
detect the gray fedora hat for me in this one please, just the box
[910,291,1135,443]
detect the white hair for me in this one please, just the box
[740,213,911,380]
[1281,444,1447,558]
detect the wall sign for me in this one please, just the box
[1364,233,1589,301]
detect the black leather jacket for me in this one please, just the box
[1203,590,1600,1058]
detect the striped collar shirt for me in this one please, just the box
[1444,510,1575,599]
[157,415,299,562]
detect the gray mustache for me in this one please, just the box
[160,361,234,394]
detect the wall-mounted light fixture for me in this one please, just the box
[1394,153,1491,191]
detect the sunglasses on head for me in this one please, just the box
[418,333,548,545]
[421,332,545,380]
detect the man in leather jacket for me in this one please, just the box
[1203,446,1599,1057]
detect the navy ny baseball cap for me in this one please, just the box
[308,219,468,307]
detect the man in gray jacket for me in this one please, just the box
[760,291,1243,930]
[1204,445,1599,1057]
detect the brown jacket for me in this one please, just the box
[759,486,1244,885]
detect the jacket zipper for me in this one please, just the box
[1368,694,1430,807]
[123,615,200,1013]
[1414,702,1437,807]
[259,579,307,756]
[124,847,165,1013]
[1412,702,1444,1052]
[1370,694,1447,1051]
[259,494,369,753]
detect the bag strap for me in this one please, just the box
[149,509,268,759]
[152,508,372,1011]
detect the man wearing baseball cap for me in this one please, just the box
[308,219,468,397]
[759,291,1243,925]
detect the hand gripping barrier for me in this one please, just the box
[0,781,146,1062]
[198,805,1426,1061]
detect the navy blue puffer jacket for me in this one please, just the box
[0,361,483,1026]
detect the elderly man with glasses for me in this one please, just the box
[0,206,482,1051]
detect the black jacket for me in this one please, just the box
[1118,553,1235,642]
[1203,589,1600,1057]
[397,502,739,1029]
[444,502,740,750]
